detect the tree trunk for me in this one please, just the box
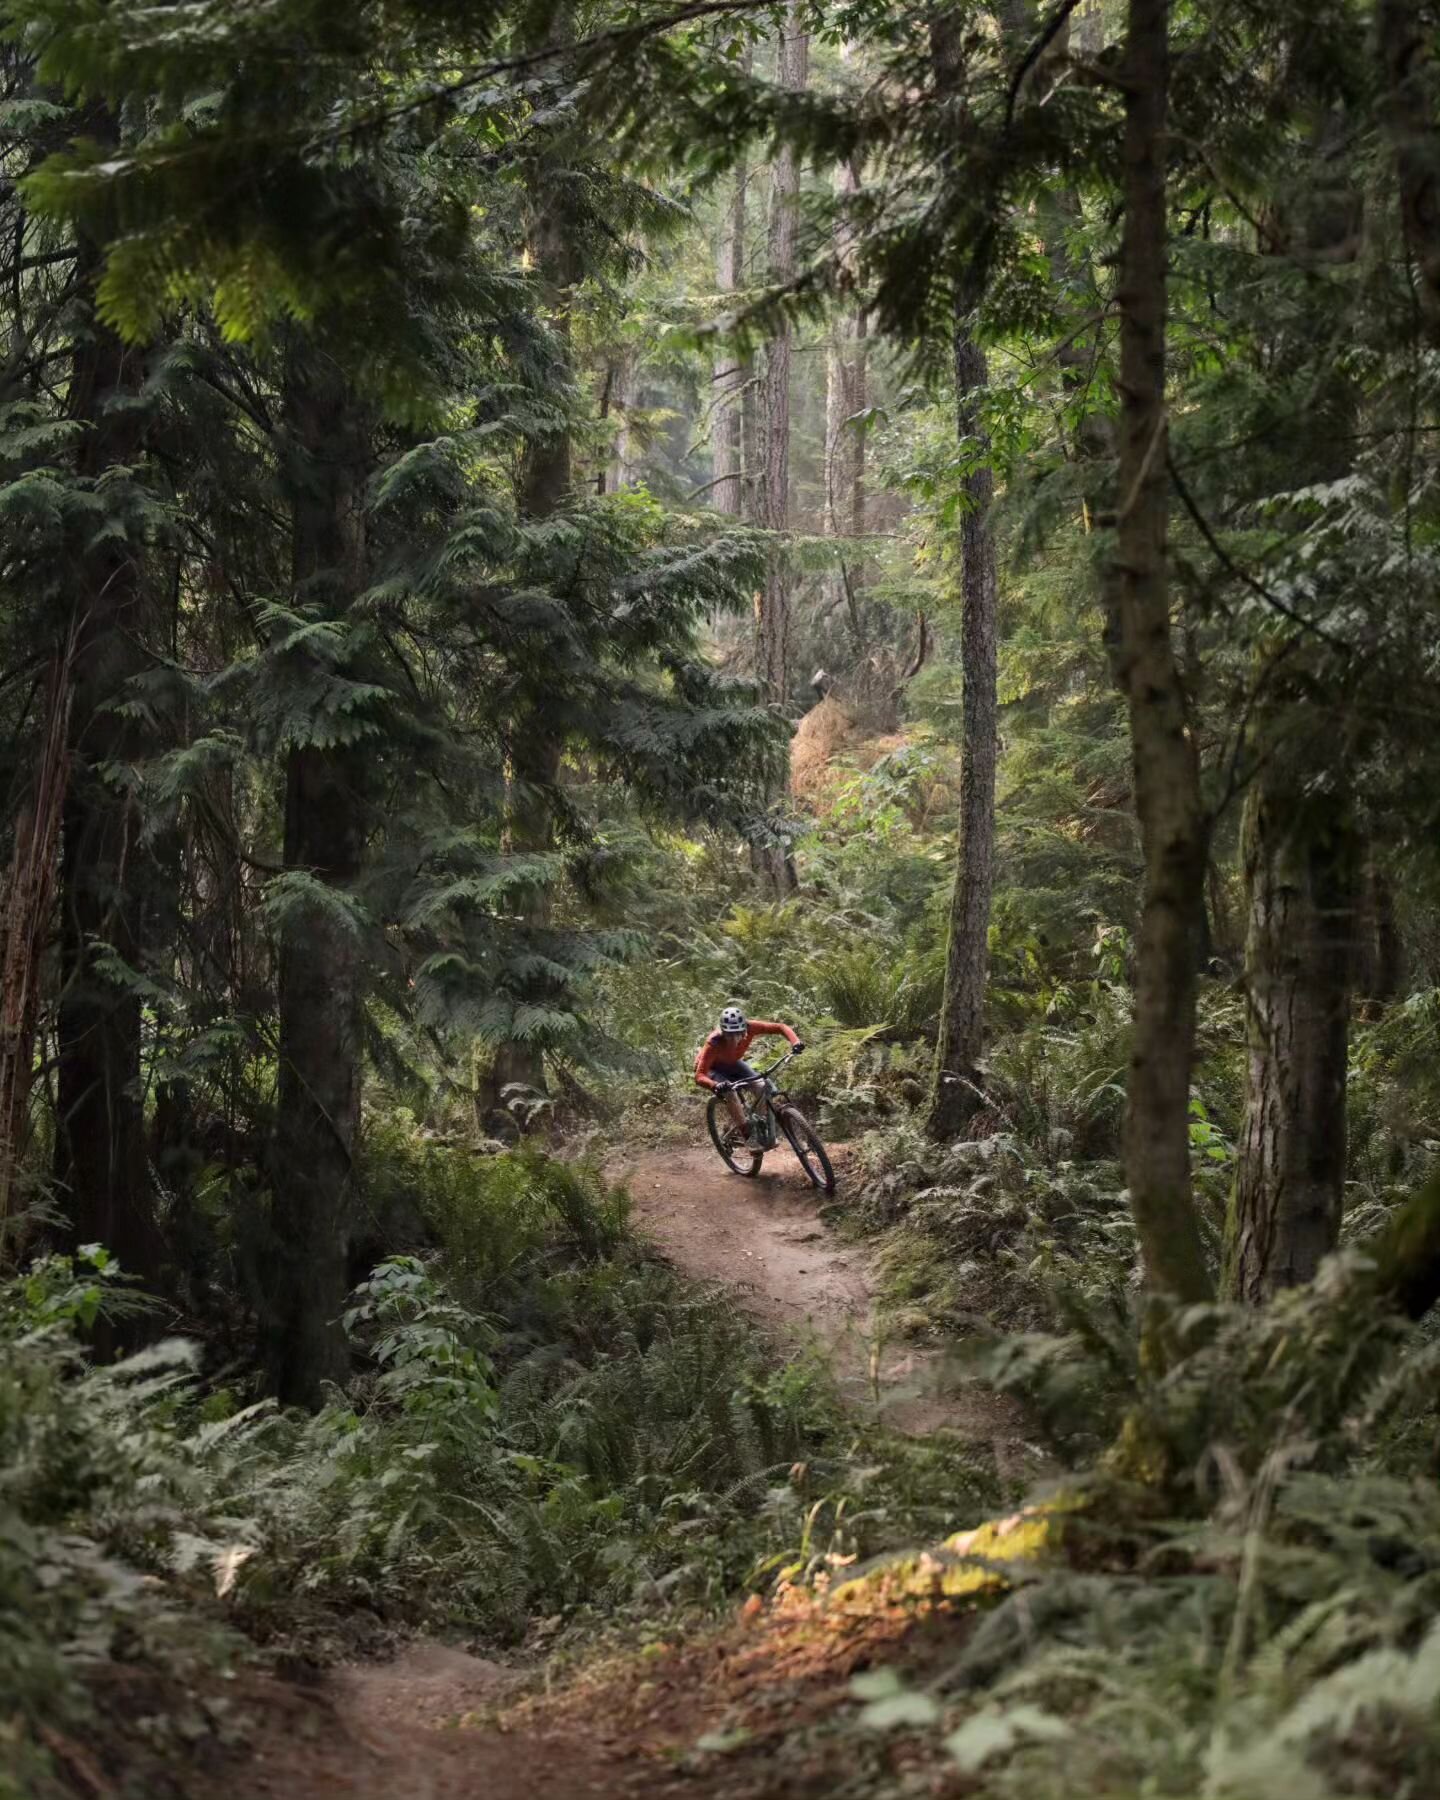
[754,6,808,707]
[749,8,807,894]
[1103,0,1212,1304]
[741,323,762,522]
[1227,761,1357,1300]
[494,127,582,1107]
[927,333,998,1140]
[921,16,1000,1142]
[54,223,163,1284]
[825,146,868,655]
[713,47,751,517]
[1074,0,1105,55]
[268,340,371,1408]
[597,354,635,494]
[1,645,73,1247]
[1377,0,1440,342]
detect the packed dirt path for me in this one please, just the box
[216,1577,984,1800]
[184,1138,1026,1800]
[608,1138,1023,1456]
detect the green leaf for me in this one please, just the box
[945,1704,1070,1773]
[851,1668,941,1730]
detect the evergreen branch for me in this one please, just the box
[1167,454,1353,656]
[686,466,754,502]
[306,0,779,152]
[1004,0,1087,129]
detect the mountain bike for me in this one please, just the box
[705,1049,836,1194]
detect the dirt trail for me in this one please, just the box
[226,1643,676,1799]
[220,1586,977,1799]
[195,1137,1021,1799]
[612,1138,1018,1451]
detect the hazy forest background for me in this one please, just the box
[8,0,1440,1795]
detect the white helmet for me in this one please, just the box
[719,1005,747,1035]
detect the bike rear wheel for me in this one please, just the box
[707,1095,763,1178]
[778,1106,836,1194]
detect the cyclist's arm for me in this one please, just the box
[750,1020,800,1047]
[694,1040,722,1090]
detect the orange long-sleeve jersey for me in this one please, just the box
[693,1020,799,1090]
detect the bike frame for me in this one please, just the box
[717,1050,797,1151]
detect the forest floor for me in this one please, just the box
[175,1133,1022,1800]
[613,1139,1023,1455]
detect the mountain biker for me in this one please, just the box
[694,1005,804,1142]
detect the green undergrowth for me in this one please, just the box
[2,1136,1000,1796]
[809,1261,1440,1800]
[825,1465,1440,1800]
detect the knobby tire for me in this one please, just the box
[707,1094,762,1178]
[778,1106,836,1194]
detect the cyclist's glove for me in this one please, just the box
[714,1080,731,1094]
[791,1041,806,1055]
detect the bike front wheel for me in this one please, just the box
[778,1106,836,1194]
[707,1096,763,1178]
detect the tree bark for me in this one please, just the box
[268,338,371,1408]
[713,46,751,517]
[922,14,1000,1141]
[1,646,72,1246]
[1227,759,1357,1300]
[1103,0,1212,1304]
[927,332,998,1140]
[825,148,868,654]
[598,354,635,494]
[1377,0,1440,342]
[54,219,163,1284]
[741,320,762,523]
[754,6,808,707]
[1073,0,1105,55]
[748,8,807,894]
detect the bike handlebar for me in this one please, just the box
[716,1048,798,1090]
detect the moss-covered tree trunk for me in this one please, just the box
[1103,0,1212,1304]
[268,339,371,1407]
[1227,760,1358,1300]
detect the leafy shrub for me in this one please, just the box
[848,1262,1440,1800]
[900,1462,1440,1800]
[815,943,897,1028]
[1,1252,261,1792]
[810,940,944,1037]
[1349,991,1440,1210]
[848,1116,1138,1343]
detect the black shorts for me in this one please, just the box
[710,1060,756,1088]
